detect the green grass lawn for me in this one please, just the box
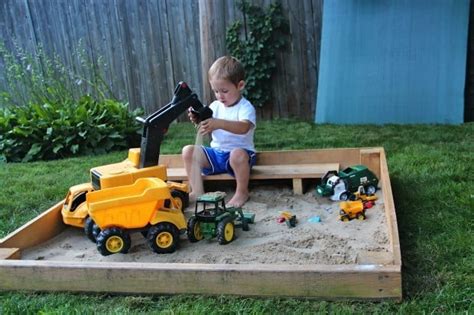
[0,120,473,313]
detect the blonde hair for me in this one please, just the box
[208,56,245,86]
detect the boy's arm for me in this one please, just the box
[199,118,252,135]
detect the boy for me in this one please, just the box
[182,56,256,207]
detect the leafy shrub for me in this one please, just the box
[0,97,142,162]
[0,40,142,162]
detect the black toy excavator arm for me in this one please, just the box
[136,81,212,168]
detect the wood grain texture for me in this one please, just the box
[0,248,21,260]
[0,260,401,300]
[0,201,66,250]
[0,0,323,120]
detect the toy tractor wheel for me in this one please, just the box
[96,227,131,256]
[187,216,203,242]
[365,185,377,195]
[357,212,367,220]
[147,223,179,254]
[217,217,235,245]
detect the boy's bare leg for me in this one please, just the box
[227,148,251,207]
[182,145,209,202]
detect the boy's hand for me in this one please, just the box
[198,118,217,135]
[199,119,252,135]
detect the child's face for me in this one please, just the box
[209,78,244,107]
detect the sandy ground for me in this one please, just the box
[22,183,391,265]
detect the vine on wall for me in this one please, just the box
[226,1,288,108]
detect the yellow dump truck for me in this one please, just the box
[86,177,187,256]
[338,199,375,221]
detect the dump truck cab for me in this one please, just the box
[61,183,94,228]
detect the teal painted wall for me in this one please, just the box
[315,0,470,124]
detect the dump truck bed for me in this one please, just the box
[87,178,171,229]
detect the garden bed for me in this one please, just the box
[0,148,401,300]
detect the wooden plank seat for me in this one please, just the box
[166,162,339,194]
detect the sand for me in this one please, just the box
[23,184,390,265]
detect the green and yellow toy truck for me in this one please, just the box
[316,165,379,201]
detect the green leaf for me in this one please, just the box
[71,144,79,154]
[53,144,63,154]
[23,143,42,162]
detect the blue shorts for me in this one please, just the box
[202,147,257,177]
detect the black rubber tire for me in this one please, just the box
[340,215,350,222]
[241,218,250,231]
[147,223,179,254]
[84,217,97,243]
[357,212,367,221]
[217,217,235,245]
[187,216,203,243]
[92,223,101,240]
[340,192,350,201]
[96,227,131,256]
[365,185,377,195]
[171,189,190,210]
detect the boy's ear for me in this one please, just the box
[237,80,245,91]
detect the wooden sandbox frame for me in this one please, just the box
[0,147,401,300]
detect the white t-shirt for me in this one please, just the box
[208,97,256,152]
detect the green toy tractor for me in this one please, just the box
[187,192,254,245]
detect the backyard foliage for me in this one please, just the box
[0,41,142,162]
[226,0,288,108]
[0,96,141,162]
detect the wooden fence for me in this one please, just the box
[0,0,322,120]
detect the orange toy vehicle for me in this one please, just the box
[61,82,212,250]
[339,200,375,221]
[86,177,187,256]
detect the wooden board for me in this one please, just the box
[0,248,20,260]
[167,162,339,195]
[0,260,401,299]
[167,163,339,180]
[0,148,402,300]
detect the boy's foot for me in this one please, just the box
[227,192,249,208]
